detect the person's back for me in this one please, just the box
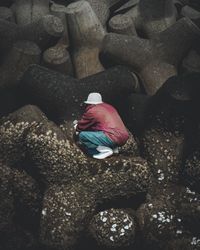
[80,103,129,146]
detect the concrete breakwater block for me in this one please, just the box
[19,64,139,122]
[40,157,151,249]
[0,41,41,89]
[14,0,50,25]
[66,1,105,78]
[101,18,200,95]
[0,15,63,55]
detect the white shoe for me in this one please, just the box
[93,149,113,159]
[96,146,112,153]
[113,147,119,154]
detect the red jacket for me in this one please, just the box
[77,103,129,146]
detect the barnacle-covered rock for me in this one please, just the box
[25,119,88,186]
[184,149,200,191]
[11,168,43,230]
[141,124,184,185]
[0,105,47,166]
[40,156,151,249]
[81,157,151,204]
[137,184,200,249]
[0,163,14,232]
[88,208,136,248]
[0,224,38,250]
[40,184,96,250]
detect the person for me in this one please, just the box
[74,92,129,159]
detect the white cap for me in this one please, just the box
[84,92,103,104]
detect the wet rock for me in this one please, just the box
[102,18,200,95]
[66,1,105,79]
[19,64,139,122]
[88,208,136,248]
[14,0,50,25]
[0,41,41,89]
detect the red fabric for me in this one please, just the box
[77,103,129,146]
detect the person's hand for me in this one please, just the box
[73,120,78,128]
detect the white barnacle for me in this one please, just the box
[110,236,114,242]
[42,208,47,216]
[102,217,107,222]
[152,214,158,219]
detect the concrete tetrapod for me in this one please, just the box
[101,17,200,95]
[108,14,137,36]
[50,2,70,47]
[14,0,50,25]
[40,157,151,249]
[136,184,200,250]
[11,168,43,231]
[0,105,47,167]
[0,164,14,234]
[0,41,41,89]
[0,15,63,55]
[19,64,139,122]
[66,1,105,78]
[88,208,136,248]
[181,5,200,20]
[0,7,15,22]
[139,77,193,185]
[42,44,74,76]
[182,50,200,73]
[74,0,121,27]
[123,0,176,38]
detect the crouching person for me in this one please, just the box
[74,92,129,159]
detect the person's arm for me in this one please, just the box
[77,110,96,131]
